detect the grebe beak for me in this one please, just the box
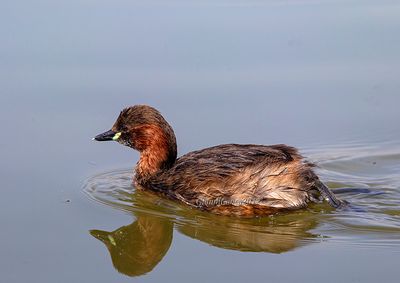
[89,229,114,245]
[93,130,121,141]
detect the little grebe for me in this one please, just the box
[94,105,343,217]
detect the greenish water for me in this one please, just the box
[1,0,400,282]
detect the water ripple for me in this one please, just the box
[83,142,400,252]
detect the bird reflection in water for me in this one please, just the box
[89,195,322,277]
[177,214,319,253]
[90,214,173,277]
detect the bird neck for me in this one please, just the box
[134,124,177,180]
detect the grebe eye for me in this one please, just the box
[116,126,126,133]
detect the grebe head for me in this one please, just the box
[94,105,177,176]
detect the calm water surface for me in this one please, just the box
[1,0,400,282]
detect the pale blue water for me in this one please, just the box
[1,1,400,282]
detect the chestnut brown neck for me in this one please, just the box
[133,124,177,179]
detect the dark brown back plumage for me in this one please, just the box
[95,105,342,217]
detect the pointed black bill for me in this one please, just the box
[89,229,111,243]
[94,130,116,141]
